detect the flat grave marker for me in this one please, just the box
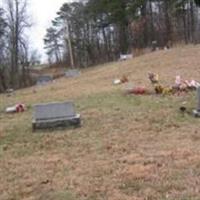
[65,69,81,78]
[36,75,53,85]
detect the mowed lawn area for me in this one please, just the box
[1,45,200,200]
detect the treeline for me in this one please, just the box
[44,0,200,68]
[1,0,200,92]
[0,0,39,92]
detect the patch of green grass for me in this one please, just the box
[119,179,189,200]
[1,90,199,158]
[119,180,143,194]
[39,190,76,200]
[78,90,199,128]
[77,90,144,111]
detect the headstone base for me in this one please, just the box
[32,114,81,131]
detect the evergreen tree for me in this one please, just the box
[44,26,62,64]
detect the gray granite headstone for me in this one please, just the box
[193,86,200,117]
[119,54,133,61]
[37,75,53,85]
[32,102,81,130]
[197,86,200,110]
[152,40,158,51]
[65,69,81,78]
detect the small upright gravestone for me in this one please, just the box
[65,69,81,78]
[119,54,133,61]
[5,88,15,97]
[152,40,158,51]
[193,86,200,117]
[32,102,81,131]
[36,75,53,85]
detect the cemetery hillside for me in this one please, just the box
[1,45,200,199]
[2,0,200,199]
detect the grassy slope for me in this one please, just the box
[1,45,200,200]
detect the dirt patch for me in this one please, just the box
[118,163,156,180]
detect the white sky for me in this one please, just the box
[0,0,71,62]
[29,0,71,62]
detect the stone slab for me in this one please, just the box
[65,69,81,78]
[119,54,133,61]
[32,102,81,130]
[37,75,53,85]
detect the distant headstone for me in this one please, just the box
[152,41,158,51]
[32,102,81,130]
[65,69,81,78]
[119,54,133,61]
[6,88,14,93]
[193,86,200,117]
[163,46,170,51]
[5,88,15,97]
[37,75,53,85]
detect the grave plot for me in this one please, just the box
[32,102,81,131]
[36,75,53,85]
[65,69,81,78]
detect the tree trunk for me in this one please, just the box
[190,1,195,43]
[164,1,172,44]
[118,23,129,54]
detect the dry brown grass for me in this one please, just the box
[1,45,200,200]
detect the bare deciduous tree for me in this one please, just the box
[5,0,31,88]
[0,7,8,92]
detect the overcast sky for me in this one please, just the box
[29,0,71,62]
[0,0,71,62]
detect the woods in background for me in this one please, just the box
[44,0,200,68]
[1,0,200,92]
[0,0,39,92]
